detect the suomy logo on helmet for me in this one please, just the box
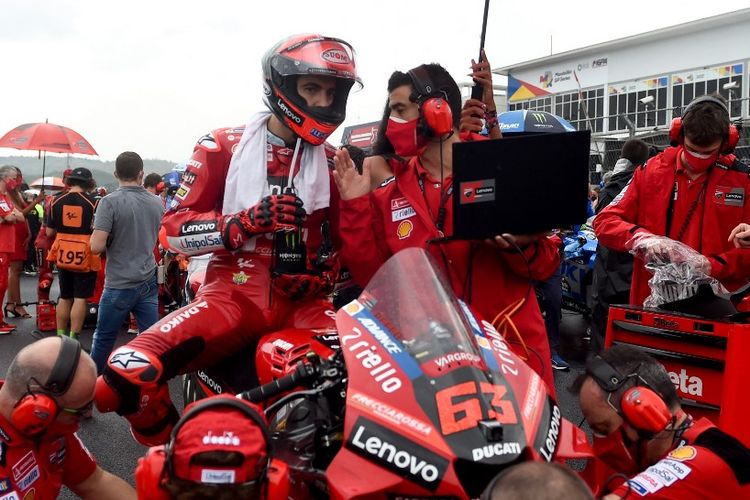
[321,48,351,65]
[277,98,304,125]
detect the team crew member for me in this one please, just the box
[575,345,750,498]
[594,95,750,306]
[35,169,73,303]
[46,167,100,340]
[333,64,560,391]
[0,337,136,499]
[134,395,270,499]
[0,166,24,333]
[94,34,361,446]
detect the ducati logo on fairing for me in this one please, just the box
[472,442,523,461]
[347,417,448,491]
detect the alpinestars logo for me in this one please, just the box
[109,349,151,370]
[347,417,448,491]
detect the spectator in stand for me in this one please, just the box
[0,337,136,499]
[89,152,164,373]
[594,95,750,307]
[589,139,650,352]
[143,172,163,196]
[0,166,25,333]
[47,167,100,341]
[5,167,44,319]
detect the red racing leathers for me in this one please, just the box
[612,418,750,498]
[96,124,340,445]
[339,140,561,393]
[594,147,750,306]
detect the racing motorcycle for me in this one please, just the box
[186,248,592,498]
[560,227,597,316]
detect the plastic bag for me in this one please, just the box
[627,233,726,308]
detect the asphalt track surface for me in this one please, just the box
[0,275,591,499]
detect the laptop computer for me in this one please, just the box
[451,130,591,239]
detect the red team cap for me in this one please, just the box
[170,396,269,485]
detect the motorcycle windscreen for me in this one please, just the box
[336,248,561,495]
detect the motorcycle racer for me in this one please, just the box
[94,33,361,446]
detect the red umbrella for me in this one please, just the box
[0,120,98,184]
[0,121,98,155]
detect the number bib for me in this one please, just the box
[49,233,100,272]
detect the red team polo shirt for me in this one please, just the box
[0,387,97,500]
[613,418,750,498]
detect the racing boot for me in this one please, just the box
[95,346,179,446]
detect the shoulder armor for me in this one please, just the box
[194,126,245,153]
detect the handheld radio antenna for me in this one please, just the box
[470,0,492,100]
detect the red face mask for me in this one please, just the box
[682,147,718,173]
[592,426,648,475]
[385,117,427,157]
[4,177,18,192]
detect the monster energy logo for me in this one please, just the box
[532,112,548,123]
[284,230,300,247]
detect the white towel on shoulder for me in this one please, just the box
[222,111,330,215]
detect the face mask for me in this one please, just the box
[592,426,647,475]
[682,147,718,173]
[385,116,427,157]
[4,178,18,192]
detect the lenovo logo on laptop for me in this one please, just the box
[459,179,496,205]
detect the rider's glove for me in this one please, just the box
[95,347,179,446]
[219,194,306,250]
[273,271,334,301]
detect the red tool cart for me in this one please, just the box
[605,303,750,448]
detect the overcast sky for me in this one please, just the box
[1,0,748,163]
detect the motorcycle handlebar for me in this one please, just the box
[239,361,316,404]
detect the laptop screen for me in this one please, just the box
[452,130,591,239]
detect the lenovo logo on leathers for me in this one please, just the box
[347,417,448,491]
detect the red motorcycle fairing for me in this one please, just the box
[256,327,340,385]
[184,327,339,403]
[328,248,590,499]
